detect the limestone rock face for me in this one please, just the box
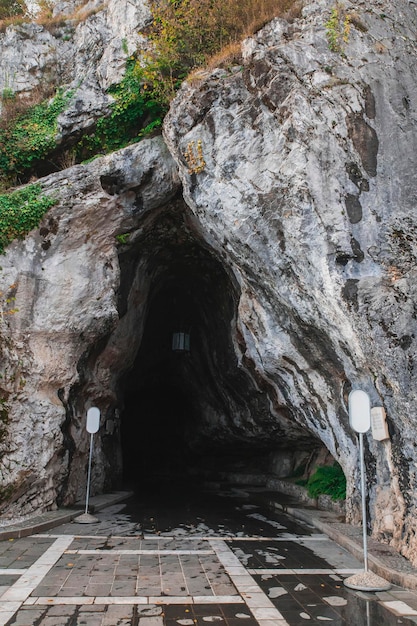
[163,0,417,559]
[0,0,417,566]
[0,137,180,514]
[0,0,151,135]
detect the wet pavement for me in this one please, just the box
[1,481,417,625]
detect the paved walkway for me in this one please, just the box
[0,531,361,625]
[1,488,417,625]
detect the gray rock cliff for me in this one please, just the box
[0,0,151,138]
[163,0,417,557]
[0,0,417,564]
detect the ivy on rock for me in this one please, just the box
[75,57,163,160]
[0,89,73,185]
[0,184,57,254]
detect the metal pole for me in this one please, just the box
[359,432,368,572]
[85,432,94,515]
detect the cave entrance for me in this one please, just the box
[119,260,216,486]
[117,203,244,488]
[116,201,323,491]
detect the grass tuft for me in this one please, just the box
[298,463,346,501]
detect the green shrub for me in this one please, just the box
[0,184,57,254]
[75,57,163,160]
[0,89,73,183]
[325,3,351,53]
[115,233,129,244]
[301,463,346,501]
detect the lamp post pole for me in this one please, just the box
[75,407,101,524]
[85,430,95,516]
[359,431,368,572]
[344,389,390,591]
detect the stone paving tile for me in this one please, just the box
[5,492,417,625]
[388,590,417,609]
[230,539,332,571]
[163,602,258,626]
[0,577,19,589]
[26,544,238,602]
[85,583,113,596]
[297,537,361,570]
[6,607,47,625]
[253,571,417,626]
[102,605,135,626]
[0,538,55,570]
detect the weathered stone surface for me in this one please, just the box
[0,0,152,135]
[0,137,180,514]
[163,0,417,560]
[0,0,417,568]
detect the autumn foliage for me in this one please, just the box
[143,0,301,103]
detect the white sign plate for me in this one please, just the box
[371,406,389,441]
[348,390,371,433]
[86,407,100,434]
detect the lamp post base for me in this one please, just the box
[344,570,391,591]
[74,513,99,524]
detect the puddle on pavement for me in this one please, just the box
[62,484,417,626]
[117,481,314,538]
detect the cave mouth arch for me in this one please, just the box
[114,200,327,490]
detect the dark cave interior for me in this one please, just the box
[117,203,323,488]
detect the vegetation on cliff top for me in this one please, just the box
[142,0,300,105]
[0,0,300,188]
[0,0,25,20]
[0,0,300,246]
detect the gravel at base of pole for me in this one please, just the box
[344,570,391,591]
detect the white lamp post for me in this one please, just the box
[75,407,100,524]
[344,390,390,591]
